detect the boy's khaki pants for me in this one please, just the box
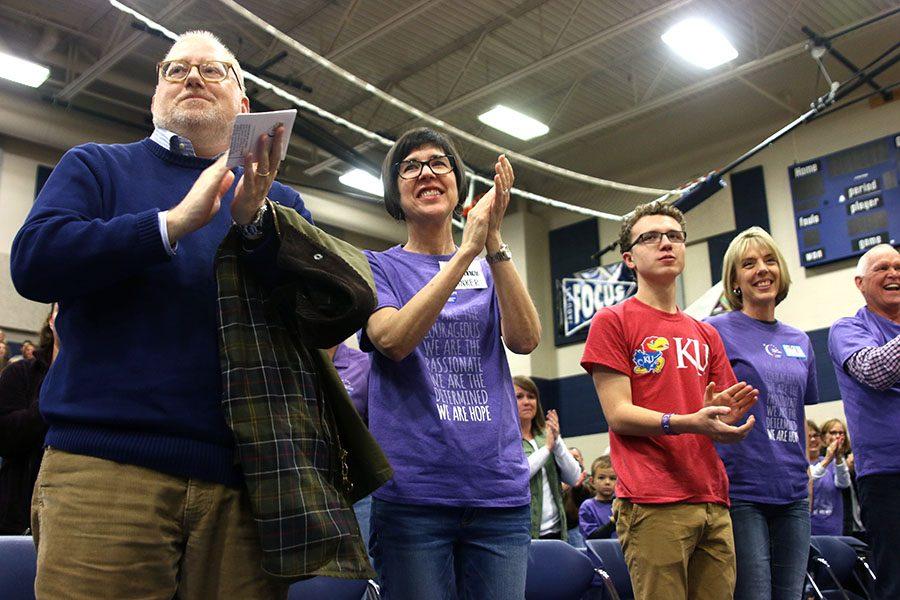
[616,499,736,600]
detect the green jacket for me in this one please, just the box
[215,201,393,582]
[522,433,568,541]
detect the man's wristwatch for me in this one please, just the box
[236,201,269,240]
[485,243,512,264]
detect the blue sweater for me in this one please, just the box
[11,139,312,485]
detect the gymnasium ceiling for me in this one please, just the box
[0,0,897,220]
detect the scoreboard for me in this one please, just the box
[789,132,899,268]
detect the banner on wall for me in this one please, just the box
[557,262,636,339]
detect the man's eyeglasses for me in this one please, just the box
[157,60,243,91]
[628,230,687,250]
[395,155,455,180]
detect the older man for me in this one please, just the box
[828,243,900,600]
[11,31,308,598]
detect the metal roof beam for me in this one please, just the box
[382,0,692,131]
[55,0,193,102]
[524,6,900,156]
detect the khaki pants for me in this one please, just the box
[615,499,736,600]
[31,447,287,600]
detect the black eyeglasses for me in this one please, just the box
[395,155,455,180]
[157,60,244,91]
[628,230,687,250]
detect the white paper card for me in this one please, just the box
[226,109,297,168]
[439,260,488,290]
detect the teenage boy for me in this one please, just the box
[581,201,758,600]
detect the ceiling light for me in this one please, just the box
[661,18,738,69]
[477,105,549,141]
[339,168,383,196]
[0,52,50,88]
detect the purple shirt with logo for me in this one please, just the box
[811,461,844,535]
[828,307,900,478]
[361,245,530,507]
[333,343,370,424]
[706,310,818,504]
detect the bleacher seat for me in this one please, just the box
[808,535,870,600]
[0,535,37,600]
[585,539,632,600]
[287,575,375,599]
[525,539,598,600]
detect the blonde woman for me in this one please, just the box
[706,227,817,600]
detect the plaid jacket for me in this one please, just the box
[215,201,392,582]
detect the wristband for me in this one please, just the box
[661,413,678,435]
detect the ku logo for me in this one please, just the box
[673,337,710,374]
[633,336,669,374]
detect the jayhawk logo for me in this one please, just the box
[633,336,669,374]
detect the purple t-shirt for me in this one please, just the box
[578,498,616,540]
[811,461,844,535]
[706,310,818,504]
[333,343,370,424]
[828,307,900,478]
[361,245,530,507]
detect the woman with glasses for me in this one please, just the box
[811,418,854,536]
[706,227,818,600]
[813,419,865,535]
[361,127,540,598]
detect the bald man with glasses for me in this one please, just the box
[12,31,311,599]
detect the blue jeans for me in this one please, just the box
[353,495,372,542]
[369,498,530,600]
[729,499,810,600]
[857,474,900,600]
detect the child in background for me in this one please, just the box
[579,456,617,540]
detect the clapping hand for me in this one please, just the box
[704,381,758,425]
[545,409,560,451]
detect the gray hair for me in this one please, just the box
[856,244,898,277]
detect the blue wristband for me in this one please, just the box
[662,413,678,435]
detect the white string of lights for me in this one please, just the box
[109,0,655,221]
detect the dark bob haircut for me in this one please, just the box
[380,127,468,221]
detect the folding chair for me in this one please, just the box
[287,576,378,599]
[837,535,876,595]
[525,539,600,600]
[807,535,869,600]
[585,539,632,600]
[0,535,37,600]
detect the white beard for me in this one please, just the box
[152,101,236,146]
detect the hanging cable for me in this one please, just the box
[109,0,628,221]
[212,0,670,197]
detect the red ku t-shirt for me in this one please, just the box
[580,297,737,505]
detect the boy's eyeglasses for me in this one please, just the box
[628,230,687,250]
